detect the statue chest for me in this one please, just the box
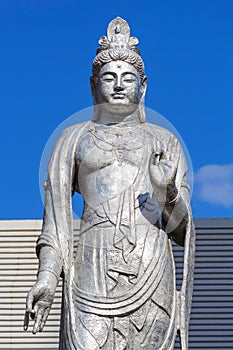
[75,125,146,206]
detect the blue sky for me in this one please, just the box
[0,0,233,219]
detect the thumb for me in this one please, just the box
[149,152,157,166]
[26,288,35,313]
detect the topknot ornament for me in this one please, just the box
[97,17,140,55]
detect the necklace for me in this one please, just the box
[89,122,145,166]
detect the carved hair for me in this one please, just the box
[92,49,145,81]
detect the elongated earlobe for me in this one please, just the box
[139,76,148,122]
[141,76,148,98]
[90,76,98,105]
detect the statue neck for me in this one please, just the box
[93,108,143,126]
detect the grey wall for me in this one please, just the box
[0,219,232,349]
[174,218,233,349]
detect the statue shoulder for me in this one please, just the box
[145,122,177,143]
[51,121,91,157]
[60,121,91,139]
[54,121,91,146]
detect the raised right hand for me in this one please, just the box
[149,135,180,205]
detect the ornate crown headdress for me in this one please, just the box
[97,17,140,55]
[92,17,145,81]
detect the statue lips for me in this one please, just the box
[112,93,125,99]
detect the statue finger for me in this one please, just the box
[39,307,50,332]
[26,290,34,313]
[23,311,30,331]
[172,137,179,153]
[172,140,181,166]
[156,138,161,153]
[155,138,165,160]
[169,137,181,165]
[166,135,172,158]
[166,135,176,160]
[32,306,44,334]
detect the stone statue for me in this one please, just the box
[25,17,195,350]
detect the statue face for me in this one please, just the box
[95,61,143,115]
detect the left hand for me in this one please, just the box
[149,135,180,204]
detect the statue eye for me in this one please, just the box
[124,79,135,83]
[101,74,115,82]
[123,75,137,83]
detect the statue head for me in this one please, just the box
[91,17,147,122]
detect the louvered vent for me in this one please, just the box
[174,218,233,349]
[0,219,232,349]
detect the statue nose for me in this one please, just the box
[114,77,124,91]
[115,84,124,91]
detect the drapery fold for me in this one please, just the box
[37,121,195,350]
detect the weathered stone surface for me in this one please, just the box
[25,17,195,349]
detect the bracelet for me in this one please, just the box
[38,268,60,283]
[166,192,180,205]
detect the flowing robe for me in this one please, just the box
[37,121,195,350]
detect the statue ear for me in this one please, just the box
[140,76,148,101]
[90,76,98,104]
[138,76,147,122]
